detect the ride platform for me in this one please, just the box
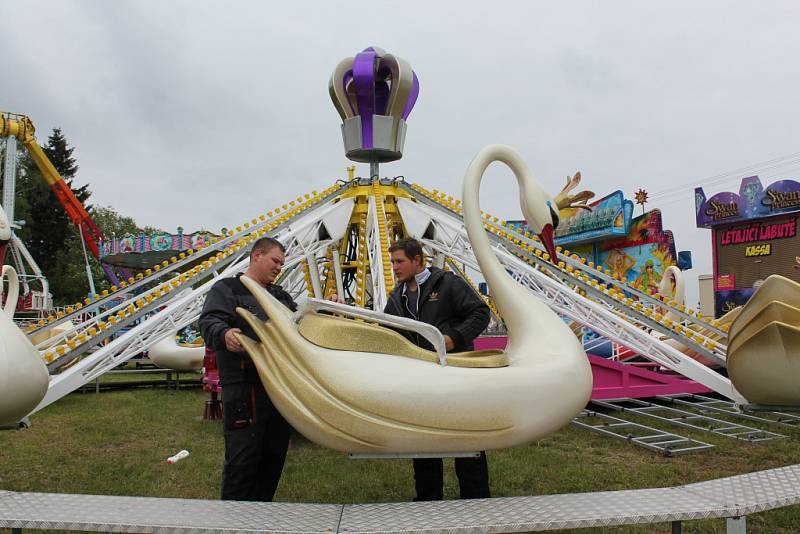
[474,337,711,400]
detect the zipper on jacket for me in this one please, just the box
[402,291,422,346]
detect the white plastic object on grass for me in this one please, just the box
[167,450,190,464]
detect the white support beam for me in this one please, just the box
[32,239,331,414]
[403,197,747,404]
[366,196,388,311]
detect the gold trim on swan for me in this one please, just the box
[297,312,508,368]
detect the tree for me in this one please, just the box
[47,206,143,304]
[16,128,91,283]
[91,205,140,237]
[7,128,161,305]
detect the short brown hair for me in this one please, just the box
[389,237,424,263]
[250,236,285,258]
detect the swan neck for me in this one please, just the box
[2,265,19,318]
[462,150,526,319]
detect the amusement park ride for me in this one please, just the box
[1,46,799,450]
[0,112,118,311]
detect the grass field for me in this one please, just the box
[1,385,799,534]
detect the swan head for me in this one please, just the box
[519,176,560,262]
[465,145,560,261]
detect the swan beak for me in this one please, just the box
[539,223,558,262]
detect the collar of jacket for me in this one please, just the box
[394,267,446,307]
[401,268,431,295]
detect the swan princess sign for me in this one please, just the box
[695,176,800,228]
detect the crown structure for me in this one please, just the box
[329,46,419,165]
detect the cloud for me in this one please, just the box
[2,0,800,304]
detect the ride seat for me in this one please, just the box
[297,312,508,368]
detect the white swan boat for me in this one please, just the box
[653,265,723,367]
[0,206,49,425]
[148,333,205,371]
[235,145,593,453]
[727,275,800,406]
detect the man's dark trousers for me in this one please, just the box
[413,452,490,501]
[221,383,290,501]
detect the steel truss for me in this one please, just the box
[572,410,714,456]
[395,194,747,403]
[591,399,784,442]
[28,183,352,339]
[31,194,352,411]
[33,189,354,368]
[402,183,729,356]
[33,237,333,413]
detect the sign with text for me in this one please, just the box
[713,215,800,290]
[718,219,796,246]
[744,244,772,257]
[696,176,800,228]
[716,274,735,290]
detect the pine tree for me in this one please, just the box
[10,129,160,304]
[15,128,95,303]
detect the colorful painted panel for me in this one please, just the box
[715,288,756,319]
[99,231,218,258]
[599,209,667,250]
[597,241,676,293]
[596,210,677,293]
[510,205,680,296]
[554,190,633,246]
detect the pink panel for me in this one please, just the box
[475,336,711,399]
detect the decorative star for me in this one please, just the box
[634,189,649,205]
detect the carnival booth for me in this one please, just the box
[510,189,691,359]
[100,228,220,271]
[511,190,689,295]
[695,176,800,318]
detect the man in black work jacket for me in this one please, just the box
[383,238,492,501]
[198,237,297,501]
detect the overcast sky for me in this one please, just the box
[3,1,799,303]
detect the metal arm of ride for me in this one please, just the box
[397,194,746,404]
[1,112,104,260]
[401,186,729,364]
[28,183,353,339]
[401,182,728,341]
[366,195,390,311]
[32,238,333,413]
[37,198,351,367]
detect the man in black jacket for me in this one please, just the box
[384,238,492,501]
[198,236,296,502]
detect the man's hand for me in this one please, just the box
[225,328,244,352]
[443,335,455,352]
[327,293,342,303]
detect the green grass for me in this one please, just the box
[1,387,799,533]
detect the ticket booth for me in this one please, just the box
[695,176,800,317]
